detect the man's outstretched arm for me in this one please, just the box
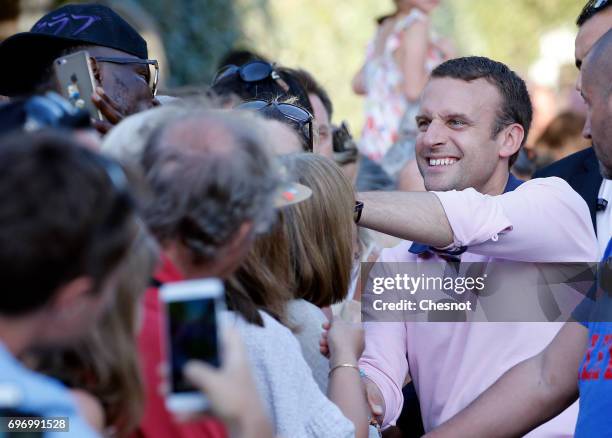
[425,322,588,438]
[358,191,453,248]
[359,179,598,263]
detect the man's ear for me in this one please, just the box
[227,221,255,252]
[49,276,94,320]
[498,123,525,160]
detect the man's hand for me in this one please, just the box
[364,377,385,425]
[91,87,124,134]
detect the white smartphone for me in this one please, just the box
[160,278,225,413]
[54,50,103,121]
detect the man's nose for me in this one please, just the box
[421,119,446,147]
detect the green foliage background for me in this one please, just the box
[237,0,583,133]
[56,0,585,132]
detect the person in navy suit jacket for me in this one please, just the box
[533,1,612,235]
[534,147,601,231]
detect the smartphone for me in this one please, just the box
[54,50,103,121]
[160,278,225,413]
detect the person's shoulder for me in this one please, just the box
[517,175,581,198]
[0,352,96,435]
[287,299,327,323]
[228,310,295,344]
[533,147,597,179]
[227,310,304,379]
[0,348,70,407]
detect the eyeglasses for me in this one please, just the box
[212,60,290,92]
[354,201,364,224]
[237,99,314,151]
[91,56,159,96]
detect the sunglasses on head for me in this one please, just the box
[237,99,314,151]
[213,60,290,92]
[593,0,609,9]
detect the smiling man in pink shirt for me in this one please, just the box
[356,56,598,436]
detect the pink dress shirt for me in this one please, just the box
[359,177,598,436]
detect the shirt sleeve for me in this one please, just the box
[359,321,408,428]
[358,244,412,428]
[432,177,599,262]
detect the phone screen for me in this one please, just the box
[167,298,219,393]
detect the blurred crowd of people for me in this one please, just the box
[0,1,612,438]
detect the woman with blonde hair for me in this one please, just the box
[281,153,357,385]
[230,153,372,437]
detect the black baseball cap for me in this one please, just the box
[0,3,148,97]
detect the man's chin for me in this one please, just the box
[599,161,612,180]
[423,178,457,192]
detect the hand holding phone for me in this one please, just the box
[54,51,137,134]
[54,51,103,121]
[160,278,225,413]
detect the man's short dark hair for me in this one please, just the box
[577,0,612,26]
[0,130,135,316]
[292,69,334,120]
[431,56,533,167]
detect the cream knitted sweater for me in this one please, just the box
[227,310,355,438]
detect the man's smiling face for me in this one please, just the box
[415,77,508,193]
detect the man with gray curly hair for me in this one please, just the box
[142,110,281,275]
[136,109,283,438]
